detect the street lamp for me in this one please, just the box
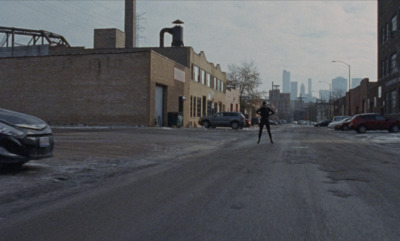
[332,60,351,115]
[319,81,332,119]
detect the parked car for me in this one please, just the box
[328,116,351,129]
[314,119,331,127]
[269,120,278,125]
[199,112,246,129]
[244,118,251,127]
[331,116,350,122]
[251,117,260,126]
[348,113,400,133]
[0,108,54,165]
[334,117,352,131]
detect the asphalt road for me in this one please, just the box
[1,125,400,241]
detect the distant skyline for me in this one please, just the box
[0,1,377,95]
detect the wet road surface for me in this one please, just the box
[1,125,400,241]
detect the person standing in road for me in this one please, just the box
[256,101,275,144]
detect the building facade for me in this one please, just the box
[0,27,227,127]
[143,47,227,127]
[269,88,290,121]
[226,87,240,112]
[378,0,400,117]
[0,49,189,126]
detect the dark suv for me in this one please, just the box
[348,113,400,133]
[199,112,245,129]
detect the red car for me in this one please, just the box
[348,113,400,133]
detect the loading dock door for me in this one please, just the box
[155,85,164,126]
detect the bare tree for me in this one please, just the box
[227,60,263,112]
[331,89,346,101]
[227,60,262,97]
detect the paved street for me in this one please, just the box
[1,125,400,241]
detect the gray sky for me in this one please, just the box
[1,0,377,97]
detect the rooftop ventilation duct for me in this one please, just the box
[160,20,184,48]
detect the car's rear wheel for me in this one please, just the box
[357,125,367,133]
[231,121,240,130]
[390,125,400,133]
[202,120,211,128]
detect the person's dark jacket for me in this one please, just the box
[256,107,274,121]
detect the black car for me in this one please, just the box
[0,108,54,165]
[314,119,331,127]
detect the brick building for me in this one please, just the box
[225,87,240,112]
[269,87,290,121]
[343,78,378,115]
[378,0,400,118]
[0,48,189,126]
[0,27,227,127]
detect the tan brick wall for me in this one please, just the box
[149,52,189,126]
[0,52,152,125]
[0,50,190,127]
[187,50,227,127]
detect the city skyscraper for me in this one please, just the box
[290,81,298,100]
[332,76,347,98]
[282,70,290,93]
[308,78,312,96]
[300,83,305,97]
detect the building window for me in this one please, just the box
[382,60,386,77]
[201,69,205,85]
[197,97,201,117]
[378,86,382,98]
[214,77,217,90]
[386,23,390,40]
[385,58,389,76]
[217,79,220,91]
[190,96,193,117]
[221,81,224,93]
[206,73,211,87]
[392,15,398,33]
[391,53,398,73]
[390,90,397,113]
[193,66,199,82]
[382,26,386,43]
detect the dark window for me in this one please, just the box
[197,97,201,117]
[376,115,386,121]
[392,14,398,32]
[391,53,398,73]
[207,101,212,116]
[361,115,375,120]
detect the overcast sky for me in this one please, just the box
[1,0,377,97]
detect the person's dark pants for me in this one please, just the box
[259,119,272,141]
